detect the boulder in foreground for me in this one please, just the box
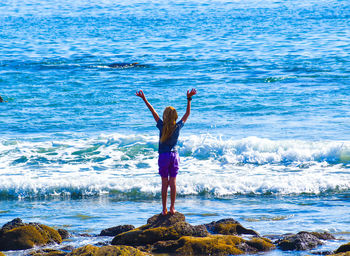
[153,235,275,255]
[0,218,62,251]
[28,248,66,256]
[67,244,147,256]
[112,212,208,246]
[111,212,274,256]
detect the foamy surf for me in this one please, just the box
[0,134,349,199]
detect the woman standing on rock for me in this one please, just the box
[136,89,197,215]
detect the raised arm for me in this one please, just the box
[136,90,160,122]
[181,88,197,123]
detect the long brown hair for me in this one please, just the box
[160,106,178,143]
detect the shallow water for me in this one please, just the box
[0,0,350,255]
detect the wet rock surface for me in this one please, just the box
[57,229,70,240]
[152,235,275,255]
[335,242,350,254]
[111,212,274,255]
[276,231,334,251]
[111,220,209,246]
[99,225,135,236]
[27,249,67,256]
[146,211,186,228]
[67,244,147,256]
[0,215,342,256]
[204,218,260,237]
[0,218,62,251]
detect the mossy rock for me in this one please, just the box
[67,245,147,256]
[245,237,275,251]
[67,245,99,256]
[147,212,186,228]
[204,219,259,237]
[335,243,350,254]
[112,221,208,246]
[28,248,66,256]
[153,235,244,256]
[0,222,62,251]
[153,234,275,255]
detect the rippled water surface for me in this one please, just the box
[1,0,350,255]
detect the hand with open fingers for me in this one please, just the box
[187,88,197,98]
[136,90,146,100]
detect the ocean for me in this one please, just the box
[0,0,350,255]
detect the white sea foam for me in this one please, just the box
[0,134,349,198]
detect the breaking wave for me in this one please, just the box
[0,133,349,199]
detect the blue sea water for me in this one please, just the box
[1,0,350,254]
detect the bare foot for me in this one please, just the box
[170,206,176,215]
[162,209,168,216]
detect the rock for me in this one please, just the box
[330,253,350,256]
[335,242,350,254]
[112,221,209,246]
[152,235,275,255]
[0,218,25,233]
[99,225,135,236]
[310,251,333,255]
[94,241,110,246]
[27,249,67,256]
[311,232,335,240]
[57,229,70,240]
[245,237,276,252]
[79,233,93,237]
[147,212,186,228]
[277,231,323,251]
[110,212,275,255]
[67,244,147,256]
[60,246,74,251]
[0,219,62,251]
[0,252,5,256]
[204,219,260,237]
[67,245,98,256]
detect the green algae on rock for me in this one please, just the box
[204,219,259,237]
[67,245,147,256]
[112,221,208,246]
[0,218,62,251]
[111,212,208,246]
[111,212,273,256]
[152,234,275,256]
[27,248,67,256]
[146,212,186,228]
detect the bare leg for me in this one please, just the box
[169,177,176,214]
[161,177,169,215]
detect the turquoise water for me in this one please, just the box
[1,0,350,254]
